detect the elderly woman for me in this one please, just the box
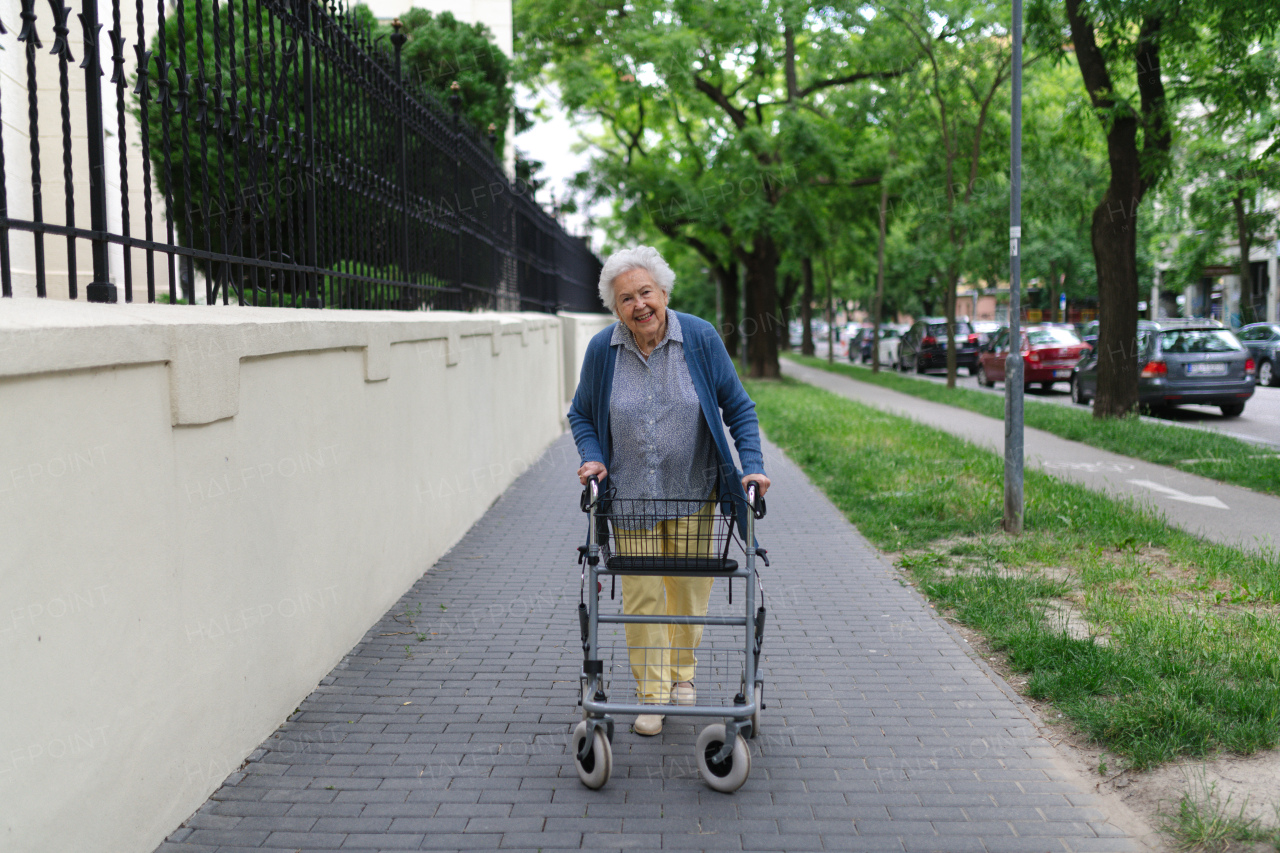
[568,246,770,737]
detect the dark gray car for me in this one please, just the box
[1238,323,1280,387]
[897,317,979,374]
[1070,319,1255,417]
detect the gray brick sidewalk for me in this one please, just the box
[156,432,1138,853]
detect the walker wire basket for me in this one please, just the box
[592,495,742,573]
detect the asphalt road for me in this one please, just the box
[815,342,1280,449]
[783,356,1280,556]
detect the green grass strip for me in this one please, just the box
[785,353,1280,498]
[748,376,1280,770]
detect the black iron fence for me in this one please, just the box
[0,0,602,312]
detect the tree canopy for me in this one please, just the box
[518,0,1280,397]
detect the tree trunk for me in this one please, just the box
[1048,260,1058,323]
[1065,0,1169,418]
[716,261,741,358]
[873,182,888,372]
[800,263,816,356]
[1234,189,1251,324]
[944,270,958,389]
[1090,150,1142,417]
[779,277,793,353]
[823,258,834,365]
[743,235,781,378]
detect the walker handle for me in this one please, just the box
[580,476,599,513]
[747,482,766,519]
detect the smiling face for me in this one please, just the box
[612,267,669,347]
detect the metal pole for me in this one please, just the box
[391,20,410,294]
[826,260,834,365]
[1004,0,1024,533]
[82,0,117,302]
[449,81,462,309]
[301,0,321,307]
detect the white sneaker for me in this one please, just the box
[633,714,664,736]
[671,681,696,706]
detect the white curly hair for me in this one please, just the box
[597,246,676,316]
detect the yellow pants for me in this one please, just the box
[618,502,715,704]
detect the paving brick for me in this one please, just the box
[1064,839,1142,852]
[233,816,317,832]
[339,832,425,848]
[149,432,1132,853]
[741,834,823,851]
[980,838,1068,853]
[498,831,583,848]
[901,837,987,853]
[183,829,270,846]
[183,814,242,830]
[265,829,349,848]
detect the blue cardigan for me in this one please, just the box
[568,311,766,537]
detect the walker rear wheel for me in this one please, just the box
[696,724,751,792]
[572,721,612,789]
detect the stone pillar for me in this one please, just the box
[1222,275,1240,327]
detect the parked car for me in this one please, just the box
[1070,319,1255,417]
[788,319,834,350]
[896,317,980,374]
[788,320,804,348]
[1237,322,1280,387]
[843,322,867,343]
[845,326,874,362]
[865,324,908,365]
[972,321,1002,349]
[976,325,1089,391]
[1076,320,1099,351]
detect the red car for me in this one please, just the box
[976,325,1090,391]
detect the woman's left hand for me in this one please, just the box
[741,473,770,499]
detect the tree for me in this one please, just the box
[1158,36,1280,323]
[516,0,912,377]
[1176,130,1280,322]
[1032,0,1280,417]
[375,9,513,152]
[1021,58,1106,320]
[885,0,1021,388]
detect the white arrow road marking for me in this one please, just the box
[1126,479,1229,510]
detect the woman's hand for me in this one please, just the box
[742,473,770,499]
[578,461,608,485]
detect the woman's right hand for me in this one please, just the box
[577,461,607,485]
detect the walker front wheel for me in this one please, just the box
[696,724,751,792]
[571,721,612,789]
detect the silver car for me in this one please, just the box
[1238,323,1280,387]
[1071,319,1255,417]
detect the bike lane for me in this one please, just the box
[783,359,1279,556]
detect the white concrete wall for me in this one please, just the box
[0,300,576,853]
[558,311,615,410]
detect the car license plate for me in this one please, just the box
[1053,369,1070,378]
[1186,363,1227,376]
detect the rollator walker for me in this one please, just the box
[571,476,768,792]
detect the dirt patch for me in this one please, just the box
[945,619,1280,852]
[894,540,1280,850]
[1043,599,1110,645]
